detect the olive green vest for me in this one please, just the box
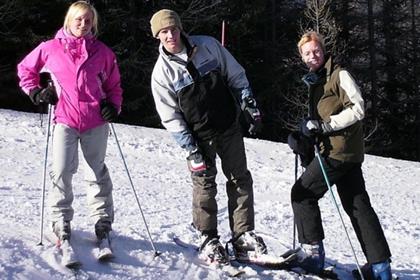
[309,57,364,162]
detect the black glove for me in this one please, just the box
[300,118,332,138]
[100,101,118,122]
[186,148,206,175]
[241,96,262,135]
[29,86,58,105]
[287,131,315,167]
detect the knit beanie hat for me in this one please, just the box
[150,9,183,37]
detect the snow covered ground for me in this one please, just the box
[0,108,418,279]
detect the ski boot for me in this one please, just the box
[52,220,71,244]
[355,259,392,280]
[372,259,392,280]
[232,231,268,258]
[95,219,112,241]
[198,233,229,265]
[95,219,113,260]
[293,241,325,274]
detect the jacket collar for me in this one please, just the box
[302,55,334,86]
[55,27,95,48]
[324,55,333,82]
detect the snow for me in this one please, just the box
[0,108,419,280]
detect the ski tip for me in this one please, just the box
[154,251,162,258]
[230,270,246,277]
[98,254,114,262]
[318,269,339,279]
[65,261,82,269]
[218,263,246,277]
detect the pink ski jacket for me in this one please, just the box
[17,28,123,133]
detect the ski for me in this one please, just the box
[173,236,246,277]
[228,240,338,279]
[231,248,299,269]
[95,236,114,261]
[290,266,340,279]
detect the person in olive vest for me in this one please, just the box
[288,31,392,279]
[149,9,266,264]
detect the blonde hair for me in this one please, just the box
[63,1,99,36]
[297,31,325,55]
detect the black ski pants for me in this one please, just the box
[291,156,391,264]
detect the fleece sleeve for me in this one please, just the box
[328,70,365,130]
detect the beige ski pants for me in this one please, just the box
[49,123,114,224]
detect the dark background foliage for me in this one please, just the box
[1,0,419,161]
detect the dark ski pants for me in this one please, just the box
[291,157,391,264]
[191,124,254,236]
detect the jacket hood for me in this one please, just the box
[54,27,68,39]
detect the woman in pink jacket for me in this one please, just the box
[17,1,122,249]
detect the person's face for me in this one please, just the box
[69,9,93,38]
[300,40,325,72]
[157,26,183,54]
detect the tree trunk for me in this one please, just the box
[411,0,420,160]
[368,0,377,119]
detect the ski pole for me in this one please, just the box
[313,144,364,280]
[221,20,226,47]
[292,154,298,250]
[109,123,161,257]
[37,104,52,246]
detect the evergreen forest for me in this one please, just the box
[1,0,419,161]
